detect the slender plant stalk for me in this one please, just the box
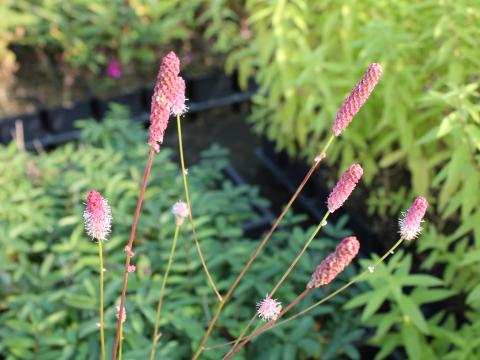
[112,147,155,359]
[98,241,106,360]
[150,224,181,359]
[176,114,223,301]
[119,324,123,360]
[226,212,330,357]
[224,238,406,356]
[193,134,336,360]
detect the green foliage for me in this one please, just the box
[5,0,202,72]
[345,249,480,359]
[0,105,365,359]
[201,1,480,357]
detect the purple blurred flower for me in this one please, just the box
[107,60,122,79]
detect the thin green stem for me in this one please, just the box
[119,324,123,360]
[98,241,105,360]
[193,134,335,360]
[177,114,222,302]
[226,212,330,356]
[150,224,181,360]
[224,238,406,350]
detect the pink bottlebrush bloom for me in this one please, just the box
[83,190,112,241]
[307,236,360,289]
[127,265,136,273]
[106,60,122,79]
[148,51,181,152]
[256,295,282,321]
[116,305,126,323]
[327,163,363,213]
[172,201,189,225]
[399,196,428,240]
[171,76,187,116]
[332,63,383,136]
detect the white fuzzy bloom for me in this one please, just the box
[83,191,112,241]
[172,201,189,225]
[256,295,282,321]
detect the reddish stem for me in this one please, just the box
[224,288,312,359]
[112,147,155,360]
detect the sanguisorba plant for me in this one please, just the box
[79,50,431,359]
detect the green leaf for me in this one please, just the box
[362,287,390,321]
[397,294,429,334]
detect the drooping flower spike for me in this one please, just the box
[332,63,383,136]
[399,196,428,240]
[307,236,360,289]
[256,295,282,321]
[327,163,363,213]
[148,51,181,152]
[83,190,112,241]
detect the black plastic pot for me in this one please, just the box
[185,72,235,103]
[0,113,49,146]
[46,98,93,134]
[223,164,274,238]
[94,91,143,119]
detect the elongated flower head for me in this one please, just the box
[307,236,360,289]
[172,201,189,225]
[332,63,383,136]
[327,163,363,212]
[399,196,428,240]
[116,305,126,323]
[171,76,187,116]
[84,190,112,241]
[257,295,282,321]
[148,51,181,152]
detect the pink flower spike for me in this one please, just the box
[327,163,363,213]
[256,295,282,321]
[148,51,181,152]
[83,190,112,241]
[307,236,360,289]
[332,63,383,136]
[106,60,122,79]
[127,265,136,273]
[171,77,187,116]
[116,305,126,323]
[399,196,428,240]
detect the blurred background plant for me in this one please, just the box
[0,105,366,359]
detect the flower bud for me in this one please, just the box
[307,236,360,289]
[327,164,363,213]
[332,63,383,136]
